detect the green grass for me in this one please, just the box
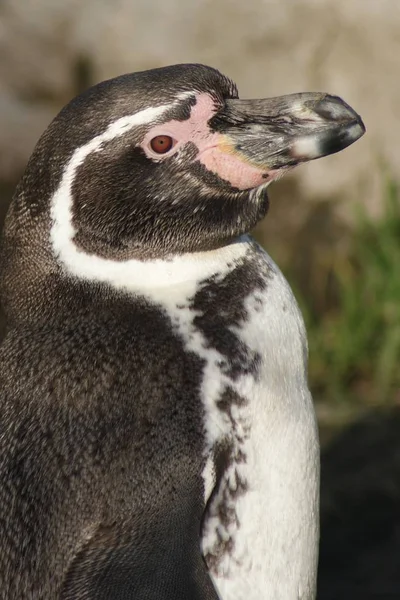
[288,177,400,411]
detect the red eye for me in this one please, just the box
[150,135,175,154]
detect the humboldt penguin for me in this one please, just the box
[0,64,365,599]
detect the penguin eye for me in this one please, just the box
[150,135,175,154]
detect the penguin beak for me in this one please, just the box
[210,92,365,171]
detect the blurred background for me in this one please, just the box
[1,0,399,597]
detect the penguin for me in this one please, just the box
[0,64,365,599]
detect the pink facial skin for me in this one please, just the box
[140,93,280,190]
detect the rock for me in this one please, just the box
[0,0,397,217]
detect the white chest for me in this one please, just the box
[164,242,320,600]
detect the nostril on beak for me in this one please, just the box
[313,95,365,131]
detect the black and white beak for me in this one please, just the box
[209,92,365,173]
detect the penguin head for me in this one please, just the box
[11,63,365,260]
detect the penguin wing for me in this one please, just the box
[0,325,219,600]
[61,518,220,600]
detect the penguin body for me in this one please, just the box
[0,64,365,598]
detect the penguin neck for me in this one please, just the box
[52,225,253,293]
[0,194,256,327]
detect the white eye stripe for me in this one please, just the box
[69,90,193,170]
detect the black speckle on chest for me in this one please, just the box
[184,252,273,572]
[189,256,268,379]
